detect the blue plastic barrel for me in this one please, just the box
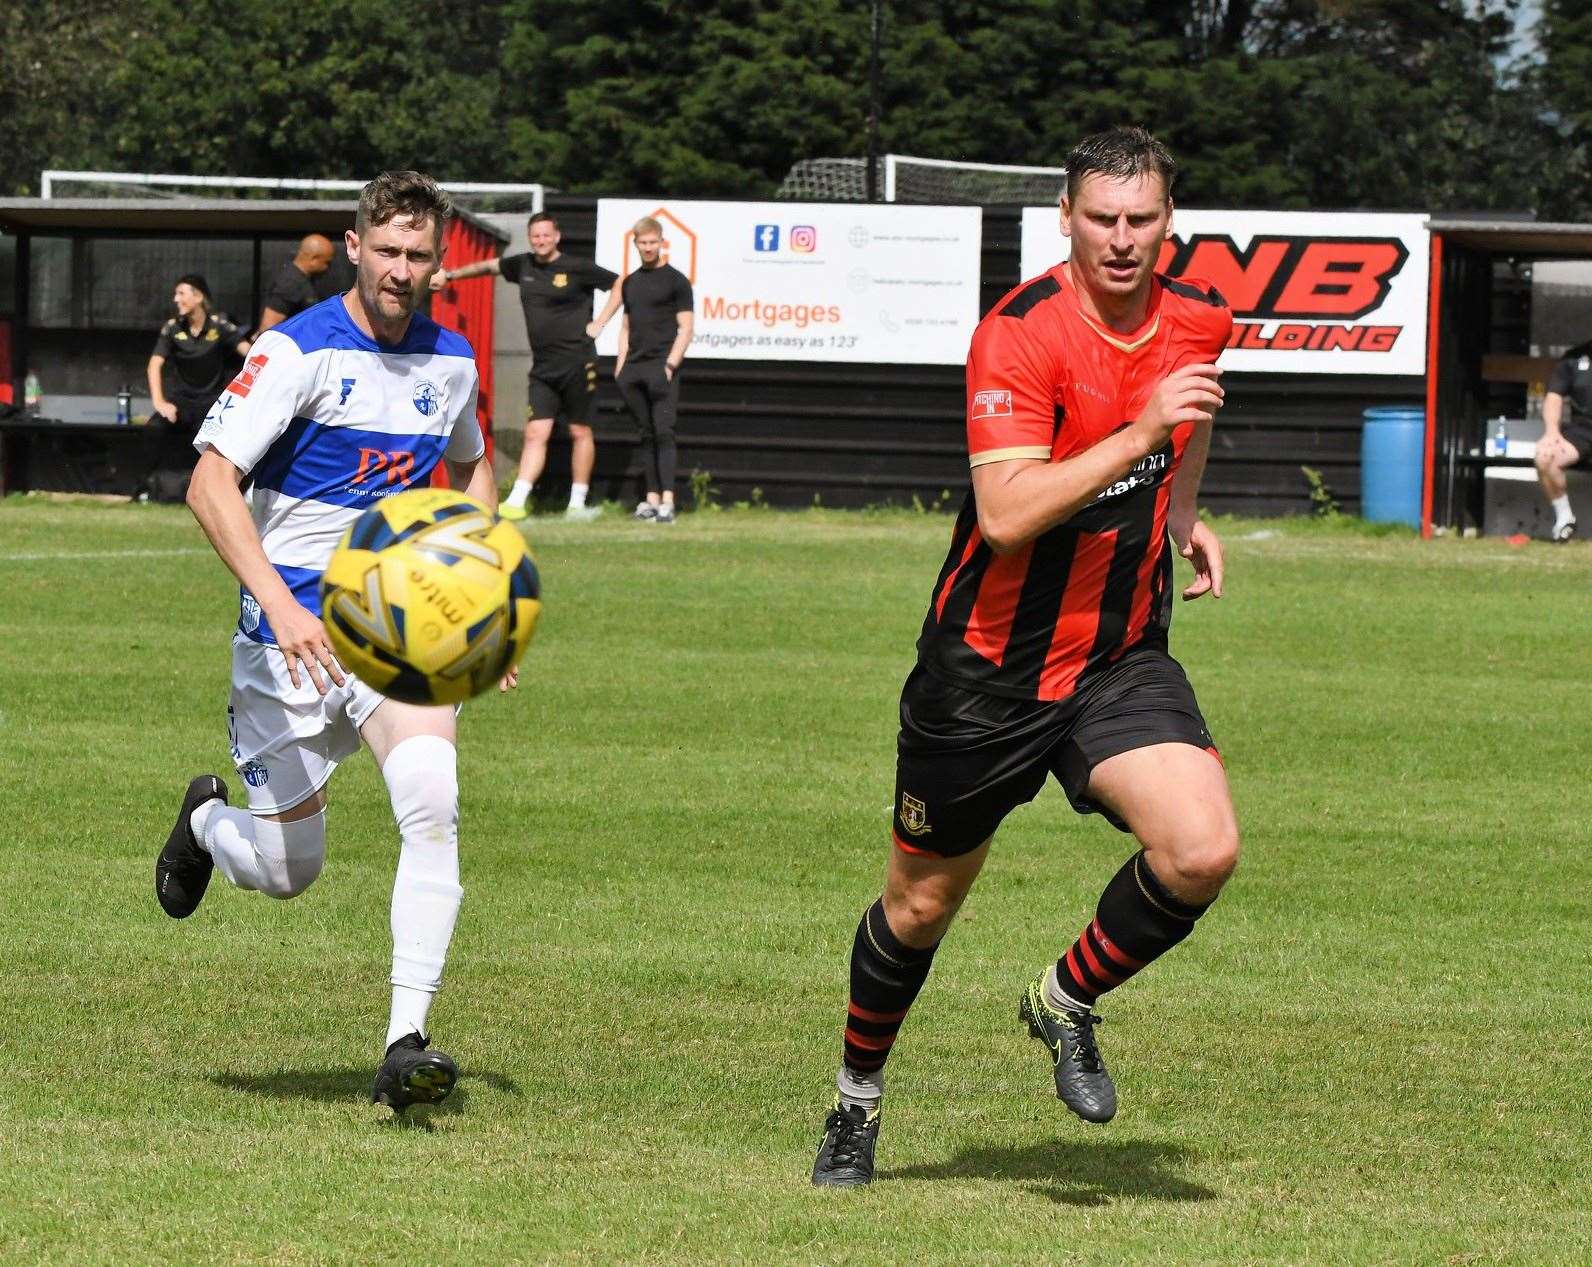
[1360,406,1425,527]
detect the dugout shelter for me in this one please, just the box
[0,199,504,497]
[1423,218,1592,536]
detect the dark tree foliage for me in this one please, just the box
[0,0,1576,216]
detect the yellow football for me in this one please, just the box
[319,487,541,704]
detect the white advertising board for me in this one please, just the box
[594,200,982,364]
[1020,208,1430,375]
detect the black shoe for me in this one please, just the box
[371,1033,458,1111]
[1553,519,1576,543]
[155,774,227,918]
[1019,974,1117,1123]
[811,1098,881,1187]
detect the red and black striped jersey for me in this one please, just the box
[917,264,1232,701]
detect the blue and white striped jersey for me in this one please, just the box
[195,295,484,647]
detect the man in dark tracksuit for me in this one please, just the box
[615,216,694,523]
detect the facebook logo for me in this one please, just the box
[753,225,780,252]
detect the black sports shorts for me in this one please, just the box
[1562,422,1592,468]
[891,643,1219,858]
[528,360,598,426]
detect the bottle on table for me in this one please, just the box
[23,370,41,418]
[116,385,133,425]
[1491,417,1509,459]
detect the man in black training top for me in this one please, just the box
[615,216,694,524]
[257,234,335,333]
[146,273,252,488]
[435,211,618,521]
[1533,340,1592,541]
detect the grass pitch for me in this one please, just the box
[1,496,1588,1266]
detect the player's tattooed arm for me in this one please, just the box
[186,450,347,694]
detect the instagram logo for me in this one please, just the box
[789,225,818,253]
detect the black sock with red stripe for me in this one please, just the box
[842,898,940,1084]
[1054,851,1210,1009]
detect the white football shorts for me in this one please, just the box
[226,636,387,813]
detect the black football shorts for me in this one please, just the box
[891,643,1219,857]
[1562,422,1592,468]
[528,360,598,426]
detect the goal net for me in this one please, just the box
[40,171,545,214]
[777,154,1065,204]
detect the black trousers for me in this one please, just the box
[617,361,681,494]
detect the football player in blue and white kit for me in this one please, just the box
[155,171,505,1112]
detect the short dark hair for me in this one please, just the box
[356,170,452,241]
[174,273,210,301]
[528,211,558,230]
[1063,127,1177,205]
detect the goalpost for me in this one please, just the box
[777,154,1065,204]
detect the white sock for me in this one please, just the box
[505,479,532,508]
[1553,494,1574,527]
[1044,963,1091,1014]
[193,802,325,898]
[837,1064,884,1110]
[568,482,589,509]
[383,735,463,1050]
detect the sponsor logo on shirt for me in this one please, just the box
[972,389,1013,419]
[339,377,356,405]
[412,380,441,417]
[353,448,418,488]
[225,353,271,398]
[1094,450,1169,502]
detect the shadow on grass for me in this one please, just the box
[208,1067,520,1108]
[881,1138,1215,1207]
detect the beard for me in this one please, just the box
[362,275,417,321]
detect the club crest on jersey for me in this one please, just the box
[972,389,1012,419]
[239,593,262,634]
[412,380,441,417]
[553,272,569,288]
[899,792,931,836]
[240,760,270,788]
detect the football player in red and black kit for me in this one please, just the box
[813,127,1239,1187]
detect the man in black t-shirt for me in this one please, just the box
[257,235,335,333]
[1535,341,1592,542]
[435,212,619,521]
[615,216,695,524]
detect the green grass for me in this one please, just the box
[1,495,1589,1266]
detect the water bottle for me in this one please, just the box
[116,385,132,425]
[23,370,41,418]
[1491,417,1509,458]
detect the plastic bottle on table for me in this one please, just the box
[1492,417,1509,458]
[23,370,41,417]
[116,384,132,425]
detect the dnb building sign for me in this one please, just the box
[1021,209,1429,375]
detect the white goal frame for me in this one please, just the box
[40,170,544,209]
